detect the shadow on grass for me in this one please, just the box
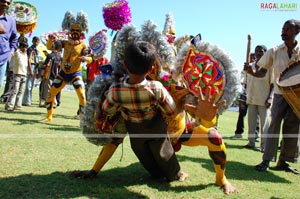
[0,162,213,199]
[0,115,43,125]
[223,142,251,150]
[176,154,291,184]
[0,109,79,121]
[0,116,81,132]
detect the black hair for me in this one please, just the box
[18,34,28,43]
[32,36,40,42]
[284,19,300,35]
[124,41,156,75]
[255,45,267,52]
[52,40,62,51]
[19,41,28,48]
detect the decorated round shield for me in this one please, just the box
[174,41,240,114]
[182,46,224,102]
[7,1,38,34]
[88,30,108,60]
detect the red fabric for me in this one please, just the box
[172,141,182,152]
[86,57,109,81]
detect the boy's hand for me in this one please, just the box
[184,86,226,121]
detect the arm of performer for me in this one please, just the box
[79,46,93,64]
[168,84,218,127]
[46,35,55,50]
[184,86,226,122]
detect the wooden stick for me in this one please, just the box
[246,34,251,64]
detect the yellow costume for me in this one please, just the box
[42,12,92,122]
[166,84,228,187]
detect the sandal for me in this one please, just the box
[272,163,299,175]
[255,161,269,172]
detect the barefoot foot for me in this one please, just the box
[177,170,189,182]
[222,183,238,194]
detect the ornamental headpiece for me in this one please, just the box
[102,0,132,31]
[62,10,89,33]
[162,12,175,43]
[7,1,38,35]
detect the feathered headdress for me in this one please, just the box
[61,10,89,33]
[162,12,175,37]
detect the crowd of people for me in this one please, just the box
[231,19,300,174]
[1,0,300,196]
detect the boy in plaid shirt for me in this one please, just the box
[102,41,188,181]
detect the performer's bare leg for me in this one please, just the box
[181,125,238,194]
[72,76,86,119]
[92,143,118,172]
[41,77,67,122]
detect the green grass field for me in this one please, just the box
[0,88,299,199]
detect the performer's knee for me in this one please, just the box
[45,101,53,110]
[208,128,223,145]
[72,78,84,89]
[52,78,63,88]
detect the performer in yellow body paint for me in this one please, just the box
[73,18,239,194]
[41,11,92,122]
[74,82,236,194]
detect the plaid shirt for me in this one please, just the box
[103,76,176,123]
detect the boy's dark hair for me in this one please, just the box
[124,41,156,75]
[19,41,28,48]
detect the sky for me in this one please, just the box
[12,0,300,71]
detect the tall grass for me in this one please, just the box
[0,87,299,199]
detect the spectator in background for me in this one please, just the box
[39,41,62,108]
[231,53,260,139]
[0,0,18,89]
[1,34,28,103]
[247,19,300,174]
[243,45,273,152]
[38,49,50,106]
[22,36,40,106]
[5,41,33,111]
